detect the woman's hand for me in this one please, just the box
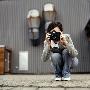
[60,34,68,47]
[45,33,51,49]
[45,33,51,40]
[45,33,51,44]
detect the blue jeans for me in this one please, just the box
[51,49,78,78]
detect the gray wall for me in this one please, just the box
[0,0,90,74]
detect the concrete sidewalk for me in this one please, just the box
[0,74,90,90]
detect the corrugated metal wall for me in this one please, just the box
[0,0,90,74]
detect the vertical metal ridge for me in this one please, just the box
[0,0,90,73]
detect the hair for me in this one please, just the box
[47,22,63,33]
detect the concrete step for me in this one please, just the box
[0,74,90,90]
[0,87,90,90]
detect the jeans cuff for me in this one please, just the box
[63,73,70,78]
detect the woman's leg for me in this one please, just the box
[62,49,71,78]
[70,57,79,69]
[62,49,79,78]
[51,53,63,77]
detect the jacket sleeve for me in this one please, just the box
[41,40,51,62]
[65,35,78,57]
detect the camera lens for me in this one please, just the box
[50,31,61,41]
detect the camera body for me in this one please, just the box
[49,31,61,42]
[49,31,64,53]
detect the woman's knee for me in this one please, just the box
[51,53,62,64]
[72,57,79,67]
[62,49,69,55]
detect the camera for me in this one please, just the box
[49,31,64,53]
[49,31,61,41]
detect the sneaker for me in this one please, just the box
[55,77,61,81]
[62,77,71,81]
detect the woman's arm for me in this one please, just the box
[65,34,78,57]
[41,33,51,62]
[41,40,51,62]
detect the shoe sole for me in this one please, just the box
[61,78,71,81]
